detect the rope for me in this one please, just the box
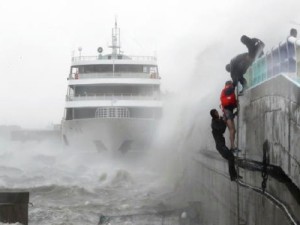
[236,85,241,225]
[237,179,299,225]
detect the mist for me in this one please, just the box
[1,0,299,195]
[0,0,299,128]
[137,0,300,194]
[0,0,299,195]
[0,1,300,224]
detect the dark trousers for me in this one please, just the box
[232,76,247,90]
[216,144,237,180]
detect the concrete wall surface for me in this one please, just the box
[176,152,295,225]
[239,74,300,187]
[171,74,300,225]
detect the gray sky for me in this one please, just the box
[0,0,300,128]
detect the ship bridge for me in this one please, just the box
[63,22,162,122]
[64,54,162,120]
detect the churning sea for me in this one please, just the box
[0,137,183,225]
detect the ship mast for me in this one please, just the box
[109,18,121,59]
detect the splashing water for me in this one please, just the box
[0,136,182,225]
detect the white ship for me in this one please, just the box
[61,22,162,153]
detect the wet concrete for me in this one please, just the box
[239,74,300,187]
[176,149,299,225]
[172,74,300,225]
[237,74,300,224]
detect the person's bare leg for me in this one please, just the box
[226,119,236,149]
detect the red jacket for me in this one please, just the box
[220,84,237,108]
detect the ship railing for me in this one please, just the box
[68,72,160,80]
[72,55,157,62]
[244,37,300,89]
[66,94,161,101]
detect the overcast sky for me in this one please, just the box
[0,0,300,128]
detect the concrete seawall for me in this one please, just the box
[173,74,300,225]
[239,74,300,187]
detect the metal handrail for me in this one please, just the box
[246,38,300,89]
[68,72,160,80]
[72,55,157,62]
[66,94,161,101]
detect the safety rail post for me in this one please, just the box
[278,42,283,74]
[286,41,291,73]
[266,51,273,79]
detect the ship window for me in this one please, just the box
[75,65,113,73]
[73,64,157,74]
[115,65,143,73]
[143,66,148,73]
[95,107,130,118]
[65,109,73,120]
[74,85,156,96]
[71,67,78,74]
[150,66,157,73]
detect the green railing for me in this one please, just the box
[245,38,300,89]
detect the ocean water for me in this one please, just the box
[0,137,183,225]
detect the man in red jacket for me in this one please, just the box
[220,80,239,151]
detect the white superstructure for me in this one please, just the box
[61,22,162,153]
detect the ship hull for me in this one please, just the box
[61,118,159,153]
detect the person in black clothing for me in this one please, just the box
[210,109,239,181]
[289,28,297,38]
[241,35,265,59]
[226,35,265,92]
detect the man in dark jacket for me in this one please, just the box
[241,35,265,59]
[210,109,239,181]
[225,53,251,90]
[226,35,265,92]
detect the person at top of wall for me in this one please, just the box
[241,35,265,59]
[287,28,297,43]
[225,54,250,94]
[289,28,297,38]
[226,35,265,94]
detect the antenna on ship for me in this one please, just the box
[109,16,121,58]
[78,47,82,58]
